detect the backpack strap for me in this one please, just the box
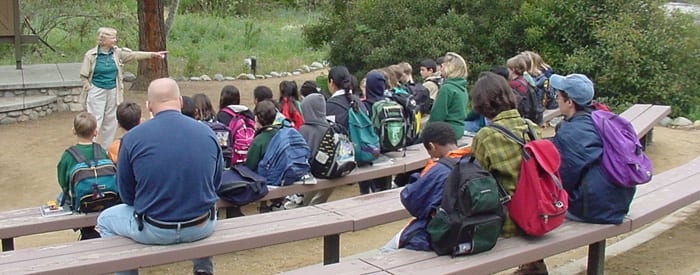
[65,145,88,164]
[92,143,105,160]
[487,124,526,146]
[437,156,458,169]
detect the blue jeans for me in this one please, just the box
[97,204,216,275]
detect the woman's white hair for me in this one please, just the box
[96,27,117,45]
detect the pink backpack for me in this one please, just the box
[221,107,256,165]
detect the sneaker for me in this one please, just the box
[513,259,548,275]
[270,202,286,211]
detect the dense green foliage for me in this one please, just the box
[304,0,700,116]
[0,0,326,77]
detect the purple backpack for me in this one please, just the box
[591,110,652,188]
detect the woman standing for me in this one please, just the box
[79,27,167,149]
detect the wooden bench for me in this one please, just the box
[282,104,677,274]
[0,136,471,252]
[285,154,700,275]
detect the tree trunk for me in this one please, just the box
[165,0,179,37]
[131,0,168,91]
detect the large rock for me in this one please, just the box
[311,61,324,69]
[69,103,83,112]
[190,77,202,81]
[246,74,256,80]
[270,72,281,77]
[303,65,311,72]
[672,117,693,127]
[213,74,225,81]
[292,71,301,76]
[658,116,673,127]
[255,74,265,79]
[122,72,136,82]
[224,76,236,81]
[200,75,212,81]
[236,73,248,80]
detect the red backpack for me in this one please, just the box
[488,123,568,236]
[221,107,256,166]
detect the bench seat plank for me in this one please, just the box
[0,209,97,240]
[619,104,652,121]
[0,206,352,274]
[315,188,409,231]
[282,260,385,275]
[627,172,700,231]
[627,105,671,137]
[381,220,630,275]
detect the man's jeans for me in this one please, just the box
[97,204,216,275]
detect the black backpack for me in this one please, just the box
[512,78,544,125]
[426,155,508,256]
[307,120,357,179]
[404,82,431,116]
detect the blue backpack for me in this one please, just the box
[257,126,311,186]
[63,143,121,213]
[217,164,269,206]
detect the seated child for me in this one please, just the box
[192,93,216,122]
[384,122,471,251]
[107,101,141,164]
[56,112,105,240]
[246,100,284,211]
[298,94,332,206]
[181,95,196,119]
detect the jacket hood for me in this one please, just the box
[365,71,386,104]
[301,93,327,124]
[226,104,250,113]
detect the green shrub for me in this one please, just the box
[305,0,700,116]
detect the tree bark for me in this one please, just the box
[131,0,168,91]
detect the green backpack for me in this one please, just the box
[426,155,508,256]
[371,98,407,152]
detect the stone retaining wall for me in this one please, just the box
[0,86,83,124]
[1,87,83,112]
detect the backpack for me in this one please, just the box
[281,98,304,130]
[372,98,407,152]
[512,78,544,125]
[404,82,431,116]
[63,143,121,213]
[217,164,269,206]
[307,120,357,179]
[257,126,311,186]
[591,110,653,188]
[343,100,381,163]
[201,120,233,166]
[391,92,421,146]
[426,155,508,256]
[487,124,568,236]
[535,74,558,110]
[221,107,256,166]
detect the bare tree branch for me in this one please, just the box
[164,0,179,37]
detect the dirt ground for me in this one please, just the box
[1,71,699,274]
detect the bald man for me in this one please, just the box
[97,78,223,275]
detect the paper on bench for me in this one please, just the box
[39,204,72,217]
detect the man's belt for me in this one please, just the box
[139,207,215,230]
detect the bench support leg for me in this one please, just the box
[323,234,340,265]
[2,238,14,252]
[587,240,606,275]
[225,206,244,219]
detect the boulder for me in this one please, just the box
[672,117,693,127]
[190,77,202,81]
[200,75,212,81]
[213,74,225,81]
[246,74,256,80]
[270,72,281,77]
[122,72,136,82]
[658,116,673,127]
[224,77,236,81]
[311,61,323,68]
[303,65,311,72]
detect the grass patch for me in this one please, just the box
[0,6,328,77]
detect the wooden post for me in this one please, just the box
[12,0,20,69]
